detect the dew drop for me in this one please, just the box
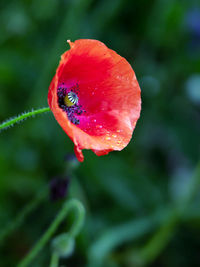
[105,136,111,141]
[96,125,103,129]
[117,140,122,145]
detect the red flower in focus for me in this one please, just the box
[48,39,141,162]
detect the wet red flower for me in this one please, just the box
[48,39,141,162]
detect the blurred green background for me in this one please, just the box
[0,0,200,266]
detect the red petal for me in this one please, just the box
[74,145,84,162]
[48,39,141,161]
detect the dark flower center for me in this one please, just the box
[57,84,85,125]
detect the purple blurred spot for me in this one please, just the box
[186,8,200,38]
[50,177,69,201]
[64,154,77,162]
[64,153,80,169]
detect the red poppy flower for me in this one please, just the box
[48,39,141,162]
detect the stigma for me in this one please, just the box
[64,91,79,107]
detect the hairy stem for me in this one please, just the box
[0,107,51,132]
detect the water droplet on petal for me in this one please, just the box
[96,125,103,129]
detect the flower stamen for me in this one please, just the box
[57,85,84,125]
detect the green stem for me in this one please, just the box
[180,162,200,210]
[137,161,200,265]
[138,209,179,264]
[18,199,85,267]
[50,252,59,267]
[0,107,51,132]
[0,187,48,247]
